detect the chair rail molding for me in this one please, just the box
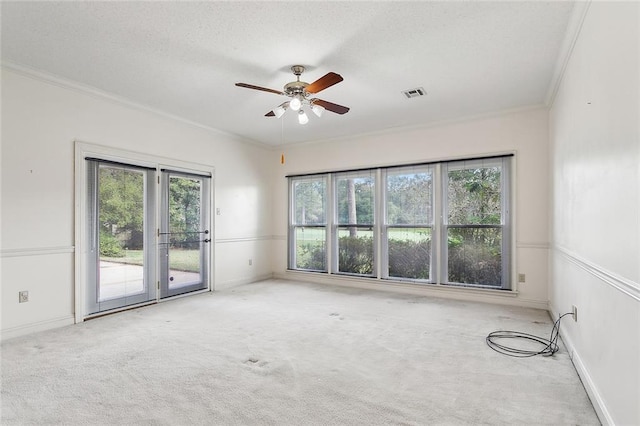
[554,245,640,302]
[0,246,75,258]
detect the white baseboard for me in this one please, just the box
[549,307,613,426]
[1,315,75,342]
[214,273,274,291]
[275,270,549,310]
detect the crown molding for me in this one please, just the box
[1,62,271,150]
[272,104,547,150]
[545,1,591,107]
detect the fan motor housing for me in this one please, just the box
[284,81,308,96]
[284,65,308,96]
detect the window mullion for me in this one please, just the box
[501,158,511,289]
[288,180,294,269]
[376,169,385,279]
[434,162,445,285]
[326,174,333,274]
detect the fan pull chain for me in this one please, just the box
[280,112,285,165]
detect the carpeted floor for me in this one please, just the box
[1,279,599,425]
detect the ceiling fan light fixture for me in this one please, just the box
[273,104,287,118]
[298,110,309,125]
[289,96,302,111]
[312,104,325,117]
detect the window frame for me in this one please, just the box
[286,154,514,291]
[381,165,435,283]
[332,171,377,277]
[441,158,511,289]
[288,175,329,272]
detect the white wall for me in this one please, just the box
[272,108,551,309]
[549,2,639,425]
[1,68,273,339]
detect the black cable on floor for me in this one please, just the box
[486,312,573,357]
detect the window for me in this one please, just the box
[289,176,327,271]
[287,155,512,290]
[334,171,375,276]
[383,166,434,281]
[443,159,510,288]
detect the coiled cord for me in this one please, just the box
[486,312,573,357]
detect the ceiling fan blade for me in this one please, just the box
[235,83,284,96]
[311,99,350,115]
[305,72,343,94]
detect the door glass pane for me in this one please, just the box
[98,166,145,301]
[388,228,431,280]
[167,176,203,289]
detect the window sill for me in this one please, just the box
[279,269,531,307]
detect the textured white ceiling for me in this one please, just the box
[1,1,574,146]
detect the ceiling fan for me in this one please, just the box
[235,65,350,124]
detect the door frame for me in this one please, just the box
[75,141,215,323]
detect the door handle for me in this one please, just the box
[159,230,209,236]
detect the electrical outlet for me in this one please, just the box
[248,259,253,266]
[518,273,526,283]
[19,291,29,303]
[572,305,578,322]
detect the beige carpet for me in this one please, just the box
[1,279,598,425]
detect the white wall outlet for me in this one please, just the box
[248,259,253,266]
[216,208,221,215]
[19,291,29,303]
[518,273,526,283]
[572,305,578,322]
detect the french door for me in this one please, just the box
[86,159,210,316]
[159,170,210,298]
[86,160,156,314]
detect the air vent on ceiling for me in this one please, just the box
[402,87,427,99]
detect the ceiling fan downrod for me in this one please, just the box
[284,65,309,97]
